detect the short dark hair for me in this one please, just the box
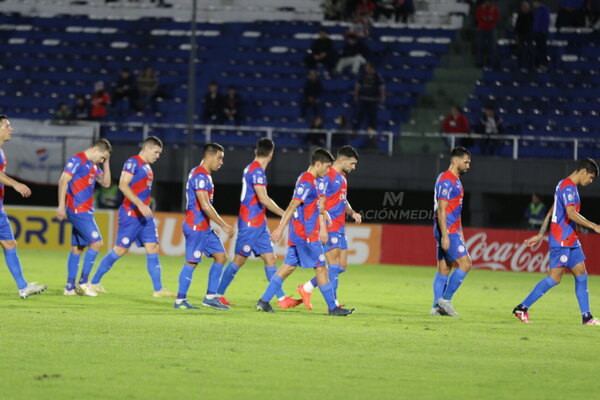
[576,158,599,176]
[337,145,359,161]
[450,146,471,159]
[311,148,335,165]
[256,138,274,157]
[143,136,163,149]
[93,138,112,153]
[203,142,224,158]
[0,115,7,123]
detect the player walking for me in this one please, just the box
[174,143,234,310]
[255,148,354,316]
[90,136,174,297]
[513,158,600,325]
[216,138,301,309]
[431,146,472,317]
[57,138,112,296]
[0,115,47,298]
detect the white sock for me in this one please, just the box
[303,281,315,293]
[176,298,185,305]
[278,296,286,301]
[205,294,217,300]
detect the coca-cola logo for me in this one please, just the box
[466,232,549,273]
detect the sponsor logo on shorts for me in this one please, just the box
[560,254,568,264]
[242,244,251,253]
[458,245,465,253]
[193,250,202,259]
[91,231,99,239]
[122,237,130,245]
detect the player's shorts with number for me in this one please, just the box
[549,246,586,269]
[115,207,159,248]
[324,230,348,253]
[184,225,225,263]
[68,211,102,247]
[235,224,273,257]
[284,241,327,269]
[0,211,15,241]
[436,233,469,262]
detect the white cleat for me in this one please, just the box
[430,307,443,316]
[63,289,77,296]
[153,288,176,298]
[76,283,98,297]
[19,282,47,299]
[437,298,459,317]
[91,283,107,294]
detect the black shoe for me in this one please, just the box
[256,299,275,313]
[328,306,355,316]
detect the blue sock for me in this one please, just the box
[4,248,27,290]
[310,277,318,288]
[261,274,284,302]
[66,252,81,290]
[91,250,120,284]
[432,273,449,307]
[79,249,99,284]
[264,266,285,299]
[206,262,224,295]
[319,282,338,310]
[146,253,162,291]
[328,264,341,295]
[217,262,240,295]
[521,276,558,309]
[442,268,468,300]
[177,264,195,299]
[575,274,590,315]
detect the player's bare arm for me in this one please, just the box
[255,185,284,217]
[98,159,112,188]
[524,204,554,247]
[566,204,600,234]
[196,190,234,237]
[346,201,361,223]
[0,171,31,198]
[119,172,152,218]
[318,197,328,244]
[437,198,450,251]
[56,172,73,221]
[319,196,332,226]
[271,199,302,243]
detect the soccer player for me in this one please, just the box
[513,158,600,325]
[216,138,302,309]
[255,148,354,316]
[90,136,174,297]
[174,143,234,310]
[296,145,362,310]
[0,115,47,298]
[431,146,472,317]
[56,138,112,296]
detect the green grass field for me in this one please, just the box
[1,249,600,399]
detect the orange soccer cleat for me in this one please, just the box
[278,296,302,309]
[296,284,313,310]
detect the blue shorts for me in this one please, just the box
[115,207,159,248]
[549,246,586,269]
[235,224,273,257]
[184,226,226,263]
[436,233,469,263]
[283,242,327,269]
[0,211,15,241]
[324,230,348,253]
[68,211,102,247]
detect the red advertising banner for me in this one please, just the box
[381,225,600,275]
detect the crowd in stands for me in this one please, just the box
[321,0,415,24]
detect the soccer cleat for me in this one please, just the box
[583,318,600,325]
[256,299,275,313]
[512,307,531,323]
[18,282,47,299]
[174,300,200,310]
[328,306,355,316]
[202,297,230,310]
[63,289,77,296]
[218,296,231,306]
[75,283,98,297]
[437,298,458,317]
[153,288,176,298]
[91,283,107,294]
[296,284,313,310]
[278,296,302,309]
[430,307,442,316]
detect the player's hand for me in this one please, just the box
[352,211,362,224]
[319,230,328,244]
[271,226,284,243]
[56,206,66,221]
[138,203,153,218]
[12,182,31,198]
[441,235,450,251]
[223,224,234,237]
[524,233,543,247]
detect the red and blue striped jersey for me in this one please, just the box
[185,165,213,231]
[550,177,581,248]
[433,170,464,236]
[288,171,321,246]
[238,161,267,229]
[63,152,102,213]
[319,167,348,233]
[0,149,6,210]
[121,155,154,217]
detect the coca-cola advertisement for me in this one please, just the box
[380,225,600,275]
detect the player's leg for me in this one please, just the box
[216,253,247,302]
[436,253,471,316]
[75,214,103,292]
[174,228,203,309]
[65,244,85,295]
[431,257,452,315]
[258,251,302,309]
[201,230,230,310]
[144,242,175,298]
[0,238,47,298]
[91,245,128,292]
[256,246,299,312]
[569,248,599,325]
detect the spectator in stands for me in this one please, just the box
[353,62,385,131]
[333,114,350,147]
[53,102,72,125]
[223,85,242,125]
[524,193,547,230]
[532,0,551,71]
[475,105,504,155]
[336,32,368,75]
[301,70,323,121]
[556,0,585,30]
[442,106,470,134]
[137,66,159,113]
[73,95,90,120]
[112,68,137,114]
[394,0,415,23]
[515,1,534,69]
[202,81,224,123]
[321,0,345,20]
[307,116,327,147]
[90,81,111,119]
[475,0,500,68]
[355,0,376,18]
[304,30,337,72]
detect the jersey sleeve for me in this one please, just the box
[435,179,454,201]
[293,180,312,203]
[63,156,81,176]
[562,185,579,207]
[193,173,211,192]
[317,177,328,197]
[251,167,267,187]
[122,158,137,175]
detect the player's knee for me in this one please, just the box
[114,246,128,257]
[233,254,247,267]
[214,253,227,264]
[1,240,17,250]
[145,243,159,254]
[186,262,198,268]
[91,241,103,251]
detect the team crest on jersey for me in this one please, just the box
[193,250,202,259]
[331,237,339,244]
[297,187,304,195]
[318,254,326,262]
[122,237,130,245]
[560,255,568,264]
[91,231,99,239]
[442,188,449,196]
[458,245,466,253]
[67,162,73,169]
[243,244,251,253]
